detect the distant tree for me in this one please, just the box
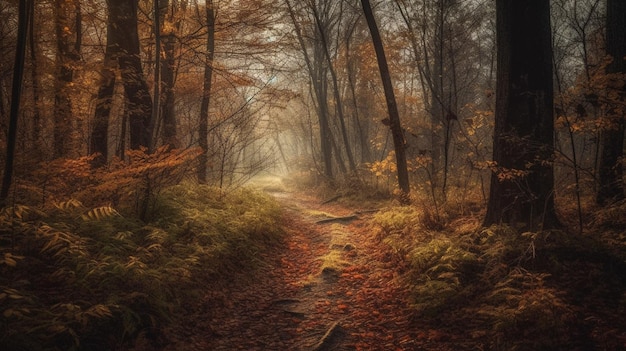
[597,0,625,205]
[484,0,559,229]
[310,2,357,174]
[342,15,373,165]
[394,0,492,199]
[551,0,606,233]
[361,0,410,202]
[284,0,337,180]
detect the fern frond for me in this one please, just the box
[81,206,122,221]
[145,227,168,244]
[1,253,25,267]
[54,199,84,212]
[0,204,40,223]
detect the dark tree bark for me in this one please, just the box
[28,1,43,156]
[90,14,117,167]
[597,0,626,205]
[53,0,80,158]
[1,0,31,205]
[160,0,183,149]
[160,32,178,148]
[108,0,153,150]
[151,0,162,153]
[198,1,216,183]
[484,0,559,229]
[361,0,410,202]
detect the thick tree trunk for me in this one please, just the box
[108,0,153,150]
[361,0,410,202]
[198,1,215,184]
[1,0,31,204]
[597,0,625,205]
[53,0,79,158]
[90,17,117,167]
[484,0,559,229]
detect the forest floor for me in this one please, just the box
[157,181,626,351]
[160,187,457,351]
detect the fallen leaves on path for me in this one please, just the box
[160,191,470,350]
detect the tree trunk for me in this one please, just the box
[108,0,153,150]
[396,0,456,199]
[361,0,410,202]
[597,0,625,205]
[285,0,334,180]
[161,0,182,149]
[28,1,43,157]
[345,23,372,164]
[484,0,559,229]
[161,32,178,148]
[53,0,79,158]
[1,0,31,205]
[313,27,335,179]
[311,4,357,174]
[151,0,162,153]
[90,16,117,167]
[430,0,445,192]
[198,1,215,183]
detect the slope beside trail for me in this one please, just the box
[162,189,455,351]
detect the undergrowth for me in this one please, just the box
[282,169,393,209]
[371,203,626,350]
[0,182,283,351]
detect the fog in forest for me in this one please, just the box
[1,1,625,350]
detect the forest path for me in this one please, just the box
[162,187,424,351]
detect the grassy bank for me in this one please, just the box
[0,183,283,351]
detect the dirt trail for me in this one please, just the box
[162,189,428,351]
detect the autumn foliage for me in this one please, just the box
[0,152,283,350]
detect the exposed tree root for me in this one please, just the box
[354,209,379,215]
[321,195,342,204]
[315,215,358,224]
[311,321,342,351]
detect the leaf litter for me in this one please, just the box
[160,190,469,351]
